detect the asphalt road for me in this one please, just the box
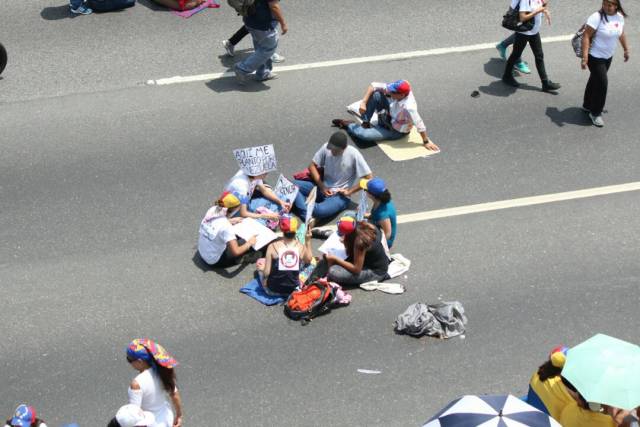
[1,0,639,426]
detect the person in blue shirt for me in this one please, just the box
[360,177,397,248]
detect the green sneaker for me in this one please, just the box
[496,43,508,60]
[515,60,531,74]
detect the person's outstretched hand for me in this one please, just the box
[423,138,440,152]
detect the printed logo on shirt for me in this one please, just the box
[278,250,299,271]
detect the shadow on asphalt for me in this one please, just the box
[477,80,543,97]
[191,252,249,278]
[41,5,75,20]
[218,50,253,68]
[484,57,506,79]
[545,107,593,128]
[205,76,271,93]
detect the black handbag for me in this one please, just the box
[502,0,535,32]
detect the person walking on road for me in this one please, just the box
[233,0,288,83]
[292,131,372,222]
[4,405,48,427]
[496,33,532,74]
[580,0,629,127]
[125,339,184,427]
[332,80,440,152]
[222,26,285,63]
[502,0,562,92]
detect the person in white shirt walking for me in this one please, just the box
[581,0,629,127]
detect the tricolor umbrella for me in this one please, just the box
[423,394,561,427]
[562,333,640,410]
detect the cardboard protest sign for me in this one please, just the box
[233,145,277,176]
[305,186,317,227]
[274,174,299,205]
[233,218,277,250]
[356,189,368,221]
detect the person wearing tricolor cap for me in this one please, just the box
[107,404,155,427]
[324,216,389,287]
[260,214,314,295]
[197,191,258,268]
[359,177,397,248]
[332,80,439,152]
[125,339,183,427]
[4,405,47,427]
[525,346,630,427]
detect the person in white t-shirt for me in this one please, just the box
[225,169,289,223]
[581,0,629,127]
[126,339,183,427]
[502,0,561,92]
[197,191,257,268]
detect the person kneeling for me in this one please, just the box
[197,191,257,268]
[261,214,313,296]
[325,216,389,287]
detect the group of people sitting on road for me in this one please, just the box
[196,128,399,295]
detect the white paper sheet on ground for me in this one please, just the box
[305,186,317,226]
[346,100,440,162]
[274,174,299,206]
[318,231,347,260]
[232,218,277,250]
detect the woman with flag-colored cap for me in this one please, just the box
[197,191,258,268]
[526,346,632,427]
[125,339,183,427]
[324,216,389,287]
[261,214,313,296]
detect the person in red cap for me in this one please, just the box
[260,214,314,295]
[332,80,439,151]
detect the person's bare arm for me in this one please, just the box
[519,2,547,22]
[239,203,279,220]
[359,85,376,116]
[169,389,184,427]
[262,244,275,286]
[620,31,630,62]
[228,236,257,257]
[269,1,288,34]
[309,162,331,196]
[377,218,392,245]
[256,183,290,212]
[301,228,313,264]
[581,25,596,69]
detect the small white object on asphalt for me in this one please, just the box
[357,369,381,374]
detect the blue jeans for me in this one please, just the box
[292,180,350,221]
[345,92,407,142]
[235,26,278,80]
[69,0,84,8]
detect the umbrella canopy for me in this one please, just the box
[423,394,562,427]
[562,333,640,410]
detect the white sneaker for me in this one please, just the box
[271,52,285,63]
[256,71,278,81]
[222,40,235,57]
[589,113,604,127]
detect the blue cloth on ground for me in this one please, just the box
[240,278,286,305]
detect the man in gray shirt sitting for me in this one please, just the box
[292,131,372,222]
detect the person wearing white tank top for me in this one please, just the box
[126,339,183,427]
[580,0,630,127]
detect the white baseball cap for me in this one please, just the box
[115,404,155,427]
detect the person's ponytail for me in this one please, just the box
[538,346,567,382]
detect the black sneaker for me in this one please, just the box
[311,229,332,239]
[542,80,561,92]
[502,76,520,87]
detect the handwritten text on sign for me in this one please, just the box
[274,174,299,205]
[233,145,277,176]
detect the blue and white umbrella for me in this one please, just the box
[423,394,561,427]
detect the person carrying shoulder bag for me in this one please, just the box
[581,0,630,127]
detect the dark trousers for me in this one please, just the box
[229,25,249,46]
[212,238,246,268]
[583,55,612,116]
[504,32,548,82]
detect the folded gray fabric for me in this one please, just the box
[394,301,467,338]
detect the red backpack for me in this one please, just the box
[284,279,336,324]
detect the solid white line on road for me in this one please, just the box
[146,34,574,86]
[313,182,640,231]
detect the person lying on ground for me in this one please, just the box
[149,0,206,10]
[332,79,439,151]
[360,177,397,249]
[197,191,258,268]
[526,346,634,427]
[292,131,372,222]
[260,214,313,296]
[225,169,288,223]
[4,405,48,427]
[324,217,389,287]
